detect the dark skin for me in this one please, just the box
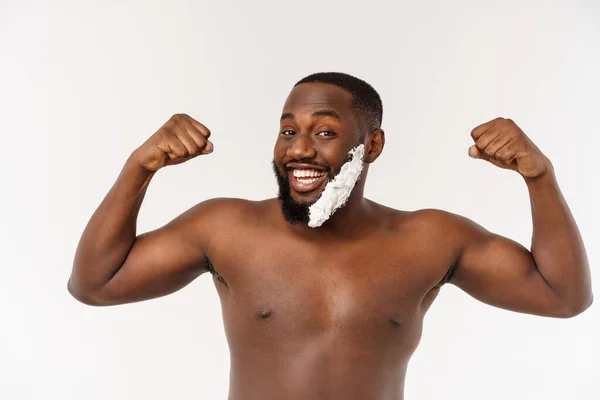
[68,83,593,400]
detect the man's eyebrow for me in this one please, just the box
[280,110,342,122]
[280,112,294,121]
[312,110,341,120]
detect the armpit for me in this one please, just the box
[433,261,457,289]
[207,258,228,287]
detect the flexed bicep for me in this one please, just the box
[90,202,215,306]
[448,217,569,318]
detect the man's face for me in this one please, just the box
[272,83,363,224]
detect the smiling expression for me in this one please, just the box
[273,82,364,206]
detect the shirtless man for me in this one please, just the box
[68,72,593,400]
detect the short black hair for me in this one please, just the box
[294,72,383,138]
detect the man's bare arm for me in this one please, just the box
[447,118,593,318]
[451,168,592,318]
[67,114,214,306]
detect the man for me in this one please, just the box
[68,72,593,400]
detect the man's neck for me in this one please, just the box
[284,190,375,240]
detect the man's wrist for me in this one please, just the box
[523,158,556,189]
[123,151,157,186]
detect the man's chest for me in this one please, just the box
[207,230,454,344]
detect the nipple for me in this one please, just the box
[255,308,273,319]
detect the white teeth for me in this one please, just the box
[298,178,318,185]
[298,177,318,184]
[292,169,325,178]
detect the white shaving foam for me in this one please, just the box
[308,144,365,228]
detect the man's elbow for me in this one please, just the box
[557,294,594,318]
[67,278,108,307]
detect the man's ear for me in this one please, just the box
[363,128,385,163]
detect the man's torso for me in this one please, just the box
[203,198,459,400]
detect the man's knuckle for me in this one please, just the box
[177,149,189,158]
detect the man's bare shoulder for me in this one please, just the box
[369,203,465,236]
[183,197,275,225]
[368,204,469,289]
[395,207,487,244]
[368,202,449,228]
[189,197,258,214]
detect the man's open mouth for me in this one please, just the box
[287,168,328,193]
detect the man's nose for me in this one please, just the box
[287,134,317,160]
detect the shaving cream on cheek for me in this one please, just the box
[308,144,365,228]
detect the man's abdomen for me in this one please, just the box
[226,329,415,400]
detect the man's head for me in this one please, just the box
[272,72,385,225]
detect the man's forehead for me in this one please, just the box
[283,83,353,111]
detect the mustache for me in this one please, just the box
[282,159,331,173]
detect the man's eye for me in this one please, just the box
[317,131,335,137]
[281,130,295,136]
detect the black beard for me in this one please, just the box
[272,148,361,225]
[272,160,311,225]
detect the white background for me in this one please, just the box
[1,1,599,399]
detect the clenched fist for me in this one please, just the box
[468,117,551,179]
[132,114,214,172]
